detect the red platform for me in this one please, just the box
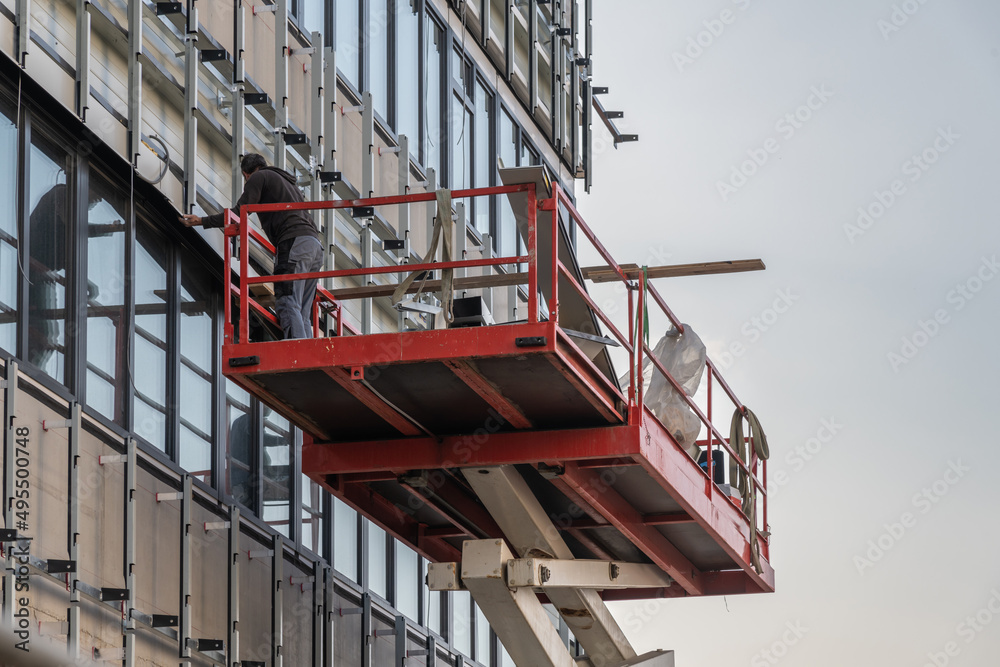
[221,179,773,599]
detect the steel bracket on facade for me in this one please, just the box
[76,0,92,119]
[93,647,127,661]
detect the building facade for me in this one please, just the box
[0,0,607,664]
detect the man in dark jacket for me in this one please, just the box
[180,154,324,339]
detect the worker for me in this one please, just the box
[180,154,323,339]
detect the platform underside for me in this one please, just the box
[224,321,774,600]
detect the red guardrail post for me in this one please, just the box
[223,210,233,345]
[240,208,250,345]
[527,184,538,323]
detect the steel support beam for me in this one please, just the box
[559,464,703,596]
[507,558,672,590]
[442,360,532,429]
[15,0,29,66]
[461,539,574,667]
[127,0,142,163]
[304,423,638,476]
[320,368,421,436]
[462,466,635,666]
[75,0,91,119]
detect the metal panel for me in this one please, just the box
[1,360,16,627]
[228,506,241,667]
[124,439,136,667]
[180,475,193,660]
[233,0,247,200]
[273,534,283,667]
[66,403,81,660]
[15,0,29,66]
[274,0,288,170]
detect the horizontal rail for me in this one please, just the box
[241,255,528,285]
[557,262,633,355]
[242,183,535,215]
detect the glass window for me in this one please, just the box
[336,0,360,86]
[423,559,441,634]
[178,256,214,481]
[262,409,292,536]
[225,378,256,508]
[85,173,127,422]
[0,99,18,354]
[397,0,420,152]
[473,82,492,235]
[498,110,517,261]
[133,221,169,451]
[395,542,419,621]
[475,604,490,663]
[452,590,472,656]
[367,520,387,598]
[27,134,71,384]
[424,16,443,177]
[369,0,388,119]
[301,475,324,554]
[298,0,324,36]
[451,95,471,190]
[334,497,358,581]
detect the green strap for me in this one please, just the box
[729,406,770,573]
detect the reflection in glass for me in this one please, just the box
[370,0,388,119]
[300,0,324,36]
[498,111,517,262]
[397,0,420,152]
[263,409,292,536]
[333,497,358,581]
[133,222,168,450]
[301,474,324,554]
[225,379,256,508]
[452,590,472,656]
[336,0,360,85]
[474,82,492,235]
[451,95,471,190]
[27,138,71,383]
[0,101,18,353]
[395,542,419,620]
[179,256,213,481]
[367,520,387,598]
[476,604,490,662]
[424,16,443,176]
[86,174,127,421]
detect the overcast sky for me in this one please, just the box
[577,1,1000,665]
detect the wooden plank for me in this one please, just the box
[581,259,766,283]
[327,271,529,301]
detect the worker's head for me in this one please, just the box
[240,153,267,180]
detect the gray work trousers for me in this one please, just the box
[274,235,324,339]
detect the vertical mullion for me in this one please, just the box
[17,110,30,366]
[418,0,425,167]
[361,0,370,93]
[166,236,180,462]
[291,427,302,544]
[74,152,90,399]
[388,0,396,130]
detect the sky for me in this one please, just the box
[576,1,1000,665]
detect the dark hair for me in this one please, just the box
[240,153,267,175]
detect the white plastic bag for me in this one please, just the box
[620,325,707,458]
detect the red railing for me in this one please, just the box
[222,183,767,542]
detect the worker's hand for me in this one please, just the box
[179,214,202,227]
